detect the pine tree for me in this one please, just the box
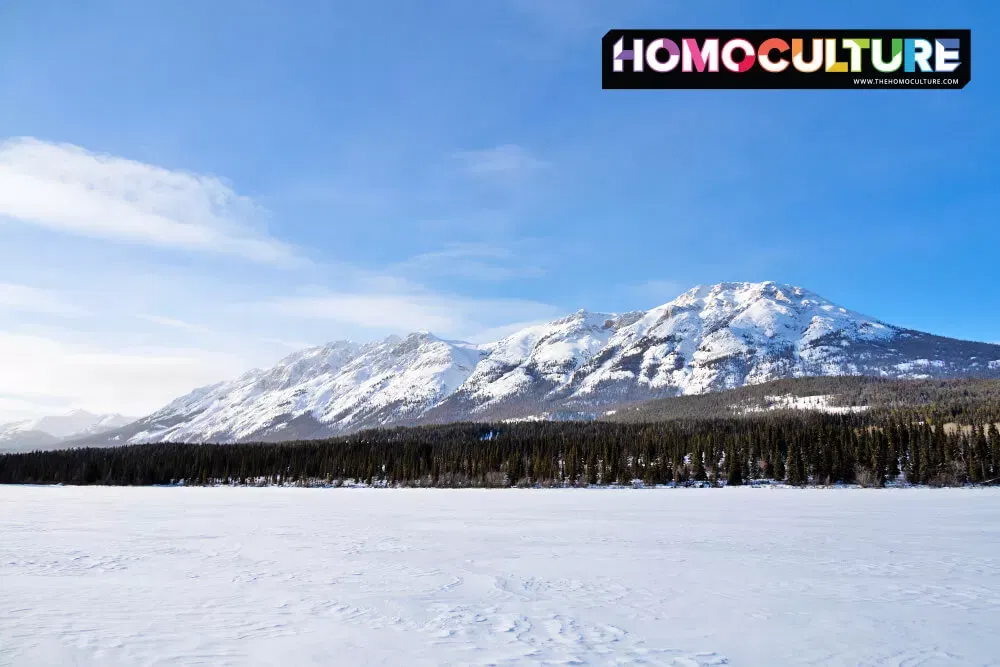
[886,438,900,483]
[772,436,786,482]
[967,426,983,483]
[708,449,721,487]
[565,447,579,487]
[692,448,707,482]
[786,441,805,486]
[872,431,888,486]
[974,425,990,483]
[726,450,743,486]
[907,434,921,484]
[988,422,1000,479]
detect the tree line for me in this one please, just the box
[610,376,1000,426]
[2,412,998,487]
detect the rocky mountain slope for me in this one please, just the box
[76,282,1000,445]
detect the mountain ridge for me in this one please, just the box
[69,281,1000,446]
[0,410,134,453]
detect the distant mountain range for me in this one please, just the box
[62,281,1000,447]
[0,410,134,453]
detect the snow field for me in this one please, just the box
[2,487,999,666]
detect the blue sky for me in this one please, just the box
[0,0,996,420]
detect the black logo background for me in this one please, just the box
[602,29,971,90]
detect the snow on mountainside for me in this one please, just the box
[558,282,902,401]
[76,281,1000,445]
[425,310,642,422]
[121,334,486,444]
[0,410,134,453]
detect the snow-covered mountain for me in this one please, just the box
[77,282,1000,445]
[117,335,486,444]
[0,410,134,453]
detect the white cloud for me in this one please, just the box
[252,290,563,341]
[0,137,298,265]
[394,243,544,281]
[0,282,84,316]
[0,331,248,422]
[137,314,214,335]
[454,144,548,176]
[0,140,572,421]
[0,395,73,424]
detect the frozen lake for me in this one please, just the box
[2,487,999,666]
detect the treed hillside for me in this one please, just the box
[2,412,998,488]
[608,376,1000,425]
[4,377,999,488]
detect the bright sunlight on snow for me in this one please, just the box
[2,487,999,666]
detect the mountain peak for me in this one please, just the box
[673,280,807,303]
[403,330,439,342]
[71,281,1000,447]
[546,308,615,327]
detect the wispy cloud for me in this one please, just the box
[0,393,74,423]
[250,289,562,340]
[0,137,299,265]
[394,243,544,282]
[454,144,548,176]
[0,139,571,421]
[137,314,215,335]
[0,282,84,317]
[0,331,247,419]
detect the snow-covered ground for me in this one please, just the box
[2,487,999,666]
[738,393,870,415]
